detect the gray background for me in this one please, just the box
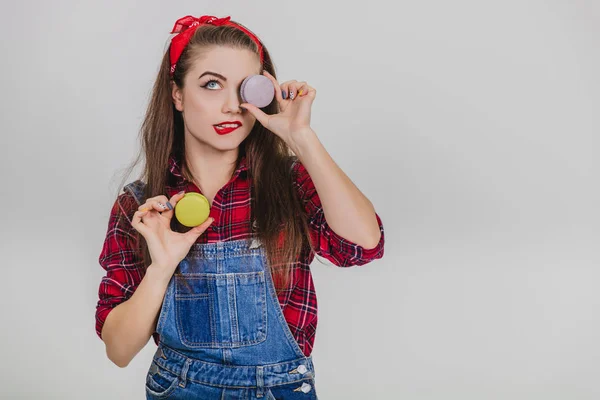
[1,0,598,399]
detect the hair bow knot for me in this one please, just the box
[169,15,263,76]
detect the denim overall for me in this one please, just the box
[124,181,318,399]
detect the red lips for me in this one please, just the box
[213,121,242,135]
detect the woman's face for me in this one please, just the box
[172,46,262,153]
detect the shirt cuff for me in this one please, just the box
[312,210,385,266]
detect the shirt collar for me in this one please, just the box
[167,153,249,188]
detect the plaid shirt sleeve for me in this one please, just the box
[95,193,146,340]
[292,159,385,267]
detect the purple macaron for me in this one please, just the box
[240,74,275,108]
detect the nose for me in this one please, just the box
[223,87,243,114]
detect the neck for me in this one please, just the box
[183,141,240,194]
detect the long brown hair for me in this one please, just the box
[112,21,318,293]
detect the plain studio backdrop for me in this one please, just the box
[1,0,598,399]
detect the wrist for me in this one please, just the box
[288,128,318,158]
[145,263,175,286]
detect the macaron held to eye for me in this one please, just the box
[240,74,275,108]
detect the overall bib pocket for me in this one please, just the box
[174,271,267,348]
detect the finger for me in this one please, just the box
[280,80,297,100]
[142,195,170,205]
[168,190,187,206]
[288,83,301,100]
[240,102,271,128]
[296,82,309,97]
[183,217,215,245]
[131,210,150,234]
[138,196,169,212]
[301,85,317,101]
[139,200,170,213]
[160,191,187,221]
[138,192,185,213]
[261,70,284,103]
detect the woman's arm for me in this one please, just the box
[96,194,171,367]
[289,128,382,249]
[101,264,172,368]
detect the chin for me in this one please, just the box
[212,134,248,151]
[188,128,246,149]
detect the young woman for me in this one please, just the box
[95,15,385,399]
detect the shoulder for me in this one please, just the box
[107,180,146,226]
[122,179,147,205]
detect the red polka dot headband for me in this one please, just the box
[169,15,264,76]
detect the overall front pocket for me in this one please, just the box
[145,360,180,398]
[174,272,267,348]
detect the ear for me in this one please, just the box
[172,81,184,112]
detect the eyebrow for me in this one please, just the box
[199,71,227,81]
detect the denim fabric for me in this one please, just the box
[127,180,319,399]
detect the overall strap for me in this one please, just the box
[123,179,147,206]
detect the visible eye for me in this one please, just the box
[202,79,221,90]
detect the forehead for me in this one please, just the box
[189,46,262,81]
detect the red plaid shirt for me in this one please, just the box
[96,154,385,356]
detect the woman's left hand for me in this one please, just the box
[240,70,316,145]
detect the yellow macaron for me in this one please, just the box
[175,192,210,227]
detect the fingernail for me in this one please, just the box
[282,90,287,99]
[298,90,303,96]
[178,190,185,195]
[289,91,295,99]
[165,201,173,210]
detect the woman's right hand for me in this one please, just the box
[131,191,214,275]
